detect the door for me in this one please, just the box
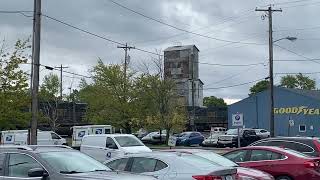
[3,153,46,180]
[128,157,169,180]
[244,150,285,176]
[104,137,121,160]
[75,128,89,146]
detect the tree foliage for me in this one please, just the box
[203,96,227,107]
[0,39,31,130]
[249,80,269,95]
[39,73,61,132]
[280,73,316,90]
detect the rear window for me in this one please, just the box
[195,152,238,167]
[284,148,311,158]
[179,154,217,168]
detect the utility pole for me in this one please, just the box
[55,64,69,100]
[117,43,135,134]
[30,0,41,145]
[256,6,282,137]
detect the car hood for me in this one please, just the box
[65,171,156,180]
[236,167,273,179]
[121,146,152,153]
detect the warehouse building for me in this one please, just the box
[228,87,320,137]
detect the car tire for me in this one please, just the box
[276,176,292,180]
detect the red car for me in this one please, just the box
[162,149,274,180]
[223,146,320,180]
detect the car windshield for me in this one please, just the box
[39,151,109,174]
[115,136,144,147]
[226,129,238,135]
[284,148,311,158]
[195,152,238,167]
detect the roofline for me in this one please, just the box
[164,45,200,52]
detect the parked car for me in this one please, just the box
[162,149,274,180]
[133,128,148,139]
[1,130,66,145]
[250,137,320,157]
[210,127,227,135]
[71,125,115,148]
[254,129,270,139]
[80,134,152,162]
[201,133,220,147]
[223,146,320,180]
[217,128,260,147]
[141,130,166,144]
[104,151,237,180]
[0,145,156,180]
[176,132,204,146]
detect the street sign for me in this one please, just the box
[289,120,294,127]
[232,113,243,127]
[168,136,177,147]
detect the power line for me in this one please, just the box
[274,25,320,32]
[0,10,33,17]
[42,14,162,57]
[197,61,266,67]
[275,71,320,75]
[281,0,320,8]
[107,0,264,45]
[275,44,320,64]
[203,77,267,90]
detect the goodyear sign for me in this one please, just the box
[274,106,320,115]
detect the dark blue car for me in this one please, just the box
[176,132,204,146]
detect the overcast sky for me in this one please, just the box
[1,0,320,103]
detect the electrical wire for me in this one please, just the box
[0,10,33,17]
[203,77,267,90]
[107,0,264,45]
[275,44,320,64]
[197,61,265,67]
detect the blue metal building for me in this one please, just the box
[228,87,320,137]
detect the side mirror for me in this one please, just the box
[28,168,48,177]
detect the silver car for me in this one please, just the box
[0,145,156,180]
[104,151,237,180]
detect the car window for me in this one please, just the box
[106,158,129,171]
[292,142,314,153]
[249,150,282,161]
[114,136,144,147]
[154,160,168,171]
[224,150,248,162]
[51,132,61,139]
[8,153,43,177]
[261,130,267,133]
[106,137,118,149]
[0,153,6,175]
[284,148,311,158]
[130,158,157,173]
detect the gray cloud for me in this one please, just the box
[1,0,319,99]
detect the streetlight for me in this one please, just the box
[269,36,297,138]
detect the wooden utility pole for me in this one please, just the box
[30,0,41,145]
[256,6,282,137]
[55,64,69,100]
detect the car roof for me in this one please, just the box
[258,136,316,141]
[84,134,135,138]
[236,146,287,152]
[0,145,75,154]
[161,148,209,153]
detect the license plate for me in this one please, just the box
[225,176,233,180]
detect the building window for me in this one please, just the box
[299,125,306,132]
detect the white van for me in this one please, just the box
[1,130,66,145]
[80,134,152,162]
[71,125,115,148]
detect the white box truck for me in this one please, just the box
[1,130,66,145]
[71,125,115,148]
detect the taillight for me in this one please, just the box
[192,175,223,180]
[313,138,320,155]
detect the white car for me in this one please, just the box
[141,130,166,144]
[80,134,152,162]
[201,134,220,147]
[104,152,237,180]
[254,129,270,139]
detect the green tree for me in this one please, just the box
[79,60,137,133]
[249,80,269,95]
[0,39,31,130]
[203,96,227,107]
[39,73,61,132]
[280,73,316,90]
[136,58,187,143]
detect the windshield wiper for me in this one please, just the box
[90,169,108,172]
[60,170,83,174]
